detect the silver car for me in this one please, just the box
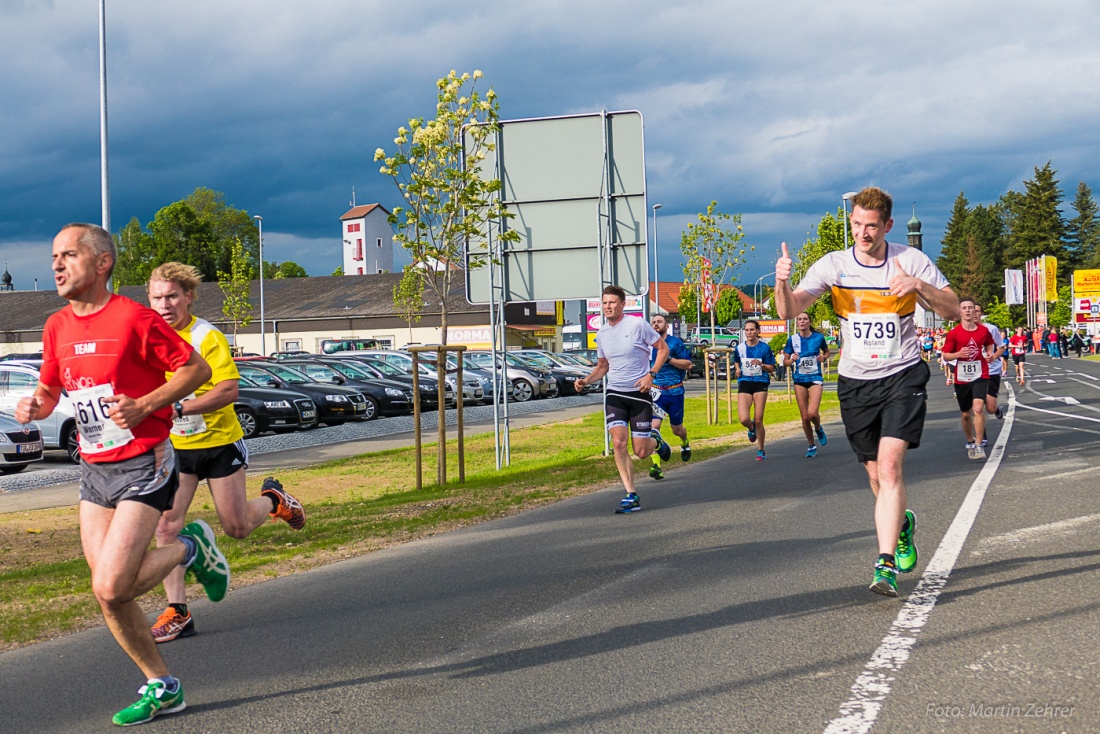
[0,412,44,474]
[0,362,79,463]
[465,350,557,403]
[343,349,484,404]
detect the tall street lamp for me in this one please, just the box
[754,271,775,317]
[254,215,266,356]
[842,191,858,249]
[99,0,110,231]
[652,204,662,316]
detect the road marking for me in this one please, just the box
[1026,383,1100,413]
[1041,395,1081,405]
[823,384,1014,734]
[1070,372,1098,381]
[971,513,1100,557]
[1012,400,1100,424]
[1064,374,1100,390]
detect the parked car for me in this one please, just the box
[341,349,483,404]
[465,351,557,402]
[512,350,596,396]
[0,362,79,463]
[444,355,513,404]
[0,412,44,474]
[279,358,414,419]
[234,360,369,426]
[329,356,450,409]
[690,326,740,347]
[234,376,318,439]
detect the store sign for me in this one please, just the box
[1073,269,1100,298]
[446,327,492,344]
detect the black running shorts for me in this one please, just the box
[176,440,249,481]
[605,389,654,438]
[986,374,1001,398]
[737,381,769,395]
[836,360,930,464]
[1011,353,1025,364]
[953,378,989,412]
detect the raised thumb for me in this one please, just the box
[781,241,790,259]
[894,257,909,275]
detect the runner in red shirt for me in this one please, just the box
[15,223,223,727]
[941,297,995,461]
[1009,326,1028,386]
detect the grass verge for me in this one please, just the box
[0,391,838,649]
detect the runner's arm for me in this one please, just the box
[575,357,609,391]
[637,338,669,390]
[14,382,62,424]
[104,352,212,430]
[177,378,238,416]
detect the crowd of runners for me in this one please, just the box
[19,187,1073,725]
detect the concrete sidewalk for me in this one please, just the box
[0,402,605,514]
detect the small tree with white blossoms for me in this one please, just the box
[375,70,516,345]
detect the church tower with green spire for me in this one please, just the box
[906,205,923,251]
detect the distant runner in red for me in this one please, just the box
[1009,326,1028,386]
[941,297,996,461]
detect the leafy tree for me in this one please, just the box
[1049,285,1072,328]
[983,299,1014,330]
[768,332,788,355]
[217,237,254,349]
[112,217,156,289]
[263,261,308,279]
[677,283,700,323]
[331,265,344,276]
[679,201,752,335]
[393,265,426,343]
[375,70,517,345]
[936,192,970,287]
[1004,162,1066,270]
[958,205,1005,307]
[714,287,743,325]
[1066,182,1100,269]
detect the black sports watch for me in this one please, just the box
[174,402,184,419]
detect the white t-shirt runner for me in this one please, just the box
[983,322,1005,377]
[795,243,950,380]
[596,315,662,392]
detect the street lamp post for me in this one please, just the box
[652,204,662,316]
[99,0,110,232]
[254,215,266,356]
[842,191,858,249]
[754,271,776,317]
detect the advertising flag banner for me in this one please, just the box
[701,257,714,313]
[1005,269,1024,305]
[1043,255,1058,301]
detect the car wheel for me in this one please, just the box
[236,407,258,439]
[0,464,28,475]
[362,396,379,421]
[63,422,80,464]
[512,379,534,402]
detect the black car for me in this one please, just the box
[513,350,597,396]
[234,360,369,426]
[279,358,414,420]
[329,355,451,410]
[234,376,318,439]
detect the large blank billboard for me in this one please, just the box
[465,111,648,304]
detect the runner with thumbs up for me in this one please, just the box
[774,187,960,598]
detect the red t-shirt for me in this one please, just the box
[40,295,194,463]
[1009,334,1027,355]
[943,323,995,382]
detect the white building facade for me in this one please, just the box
[341,204,395,276]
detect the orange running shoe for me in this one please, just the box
[151,606,195,643]
[261,477,305,530]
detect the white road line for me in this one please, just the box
[1011,400,1100,424]
[971,513,1100,557]
[823,384,1015,734]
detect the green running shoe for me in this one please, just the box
[870,560,898,597]
[649,464,664,480]
[179,520,230,602]
[112,680,185,726]
[896,510,917,573]
[680,444,691,461]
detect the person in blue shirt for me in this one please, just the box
[734,320,776,460]
[647,315,694,480]
[784,312,831,458]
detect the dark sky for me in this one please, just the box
[3,0,1099,290]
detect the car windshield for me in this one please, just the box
[518,353,555,368]
[362,358,406,377]
[292,363,340,382]
[237,376,260,387]
[558,353,590,367]
[326,361,370,379]
[262,364,312,384]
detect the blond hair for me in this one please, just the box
[149,262,203,294]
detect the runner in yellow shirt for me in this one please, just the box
[147,263,305,643]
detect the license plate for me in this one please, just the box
[354,402,366,410]
[273,419,288,425]
[17,443,42,454]
[302,410,316,419]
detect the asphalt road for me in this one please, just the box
[1,355,1097,733]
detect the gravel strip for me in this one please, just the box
[0,394,604,494]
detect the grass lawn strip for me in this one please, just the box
[0,392,838,649]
